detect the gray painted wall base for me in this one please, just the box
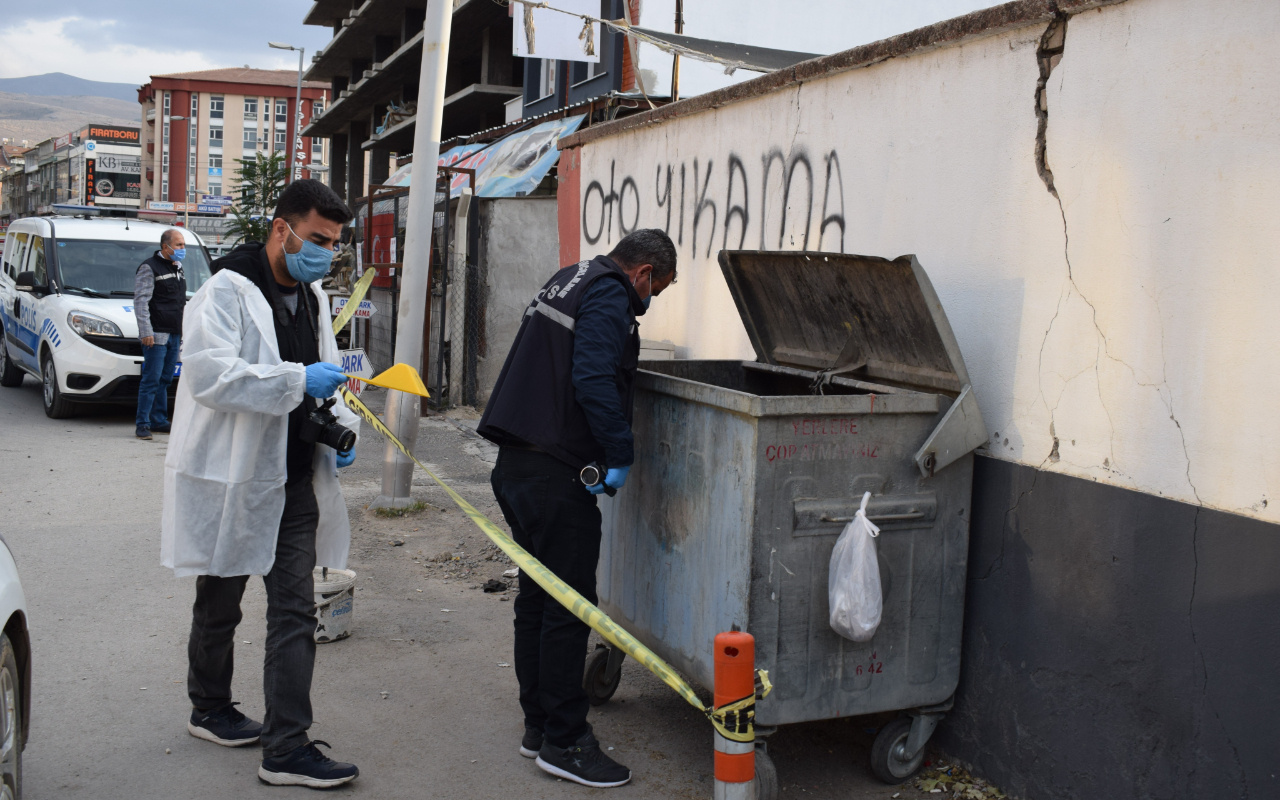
[938,456,1278,800]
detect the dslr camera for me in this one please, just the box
[299,397,357,453]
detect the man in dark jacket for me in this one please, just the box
[478,229,677,788]
[134,228,187,440]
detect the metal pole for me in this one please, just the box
[374,0,453,508]
[672,0,684,102]
[292,49,304,182]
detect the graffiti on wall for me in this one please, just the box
[582,147,848,257]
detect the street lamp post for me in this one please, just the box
[169,115,194,227]
[268,42,306,183]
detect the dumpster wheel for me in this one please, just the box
[754,744,779,800]
[870,717,926,784]
[583,645,623,706]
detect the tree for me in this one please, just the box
[225,152,288,244]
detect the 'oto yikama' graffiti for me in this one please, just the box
[583,147,847,257]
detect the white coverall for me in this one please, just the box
[160,269,360,578]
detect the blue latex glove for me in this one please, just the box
[586,465,631,495]
[305,362,348,398]
[336,448,356,468]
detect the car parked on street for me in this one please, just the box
[0,535,31,798]
[0,213,213,418]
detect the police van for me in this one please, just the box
[0,210,214,418]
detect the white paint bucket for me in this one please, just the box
[313,567,356,643]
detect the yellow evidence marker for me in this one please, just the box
[345,363,431,397]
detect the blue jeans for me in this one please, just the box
[137,335,181,428]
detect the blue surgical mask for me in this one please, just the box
[636,271,654,310]
[170,247,186,262]
[283,221,335,283]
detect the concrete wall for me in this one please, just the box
[561,0,1280,797]
[474,197,559,408]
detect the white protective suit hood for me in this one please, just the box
[160,265,359,577]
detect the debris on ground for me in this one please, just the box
[373,500,438,518]
[503,567,519,578]
[913,760,1006,799]
[482,579,508,593]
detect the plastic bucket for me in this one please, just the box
[313,567,356,643]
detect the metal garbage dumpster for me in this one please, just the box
[590,251,988,790]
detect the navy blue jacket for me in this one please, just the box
[479,255,644,469]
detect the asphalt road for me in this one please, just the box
[0,378,909,800]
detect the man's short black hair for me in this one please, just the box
[608,229,677,280]
[272,179,354,226]
[161,228,183,247]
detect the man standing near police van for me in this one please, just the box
[134,228,186,440]
[479,229,677,788]
[162,180,361,789]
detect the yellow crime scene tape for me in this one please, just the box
[332,269,770,742]
[331,267,378,334]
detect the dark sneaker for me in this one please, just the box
[151,423,171,434]
[135,426,152,440]
[259,740,359,789]
[520,726,543,758]
[536,728,630,788]
[187,703,262,747]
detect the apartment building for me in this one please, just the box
[137,68,330,209]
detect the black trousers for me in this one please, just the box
[491,447,602,748]
[187,479,320,757]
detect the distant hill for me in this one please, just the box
[0,73,137,103]
[0,92,137,147]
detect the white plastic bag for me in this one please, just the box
[828,492,883,641]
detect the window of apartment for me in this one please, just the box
[275,130,287,148]
[312,137,323,157]
[275,100,287,123]
[189,153,197,169]
[162,123,170,145]
[244,98,258,120]
[312,100,324,119]
[572,58,604,85]
[539,60,557,99]
[210,95,224,119]
[209,155,222,169]
[243,129,258,146]
[163,92,170,116]
[209,128,223,148]
[162,152,169,174]
[208,182,222,197]
[191,93,199,116]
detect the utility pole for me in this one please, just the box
[672,0,684,102]
[373,0,454,508]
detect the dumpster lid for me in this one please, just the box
[718,251,971,393]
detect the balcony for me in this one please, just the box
[147,143,155,154]
[146,108,156,123]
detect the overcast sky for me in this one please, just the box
[0,0,1000,89]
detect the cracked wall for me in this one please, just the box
[564,1,1280,797]
[573,0,1280,526]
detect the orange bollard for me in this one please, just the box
[713,631,756,799]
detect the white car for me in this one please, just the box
[0,213,213,418]
[0,535,30,797]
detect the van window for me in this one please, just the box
[28,236,47,286]
[4,232,28,278]
[53,239,212,297]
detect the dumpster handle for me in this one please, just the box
[822,511,927,523]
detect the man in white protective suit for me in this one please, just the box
[161,179,362,789]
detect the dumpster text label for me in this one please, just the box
[793,418,860,436]
[766,442,880,462]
